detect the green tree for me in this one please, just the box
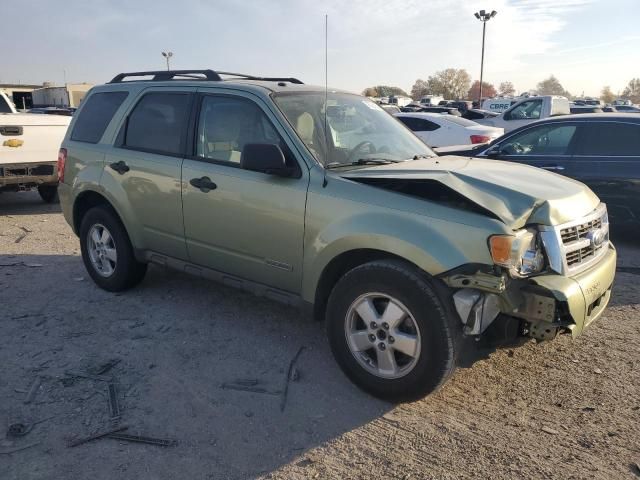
[600,86,616,104]
[425,68,472,100]
[536,75,571,97]
[467,80,497,100]
[622,78,640,103]
[498,81,516,97]
[362,87,378,97]
[362,86,409,98]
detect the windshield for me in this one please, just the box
[273,92,436,167]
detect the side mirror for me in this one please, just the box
[241,143,294,177]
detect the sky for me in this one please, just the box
[3,0,639,97]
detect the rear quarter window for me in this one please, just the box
[70,92,128,143]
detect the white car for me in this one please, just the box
[395,112,504,147]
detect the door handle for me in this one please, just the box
[190,176,217,192]
[541,165,565,171]
[109,161,130,175]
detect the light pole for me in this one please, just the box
[161,51,173,71]
[474,10,497,105]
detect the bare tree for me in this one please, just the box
[600,86,615,104]
[410,79,430,100]
[498,81,516,96]
[622,78,640,103]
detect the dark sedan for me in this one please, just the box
[438,114,640,229]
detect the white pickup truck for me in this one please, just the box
[476,95,570,132]
[1,92,70,203]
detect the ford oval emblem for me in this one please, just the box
[587,229,606,247]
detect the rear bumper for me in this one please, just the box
[530,244,616,337]
[0,161,57,189]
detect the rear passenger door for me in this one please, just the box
[181,91,308,294]
[103,88,194,259]
[572,121,640,224]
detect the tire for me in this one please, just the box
[38,185,59,203]
[79,205,147,292]
[326,260,458,402]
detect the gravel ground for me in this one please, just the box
[1,191,639,480]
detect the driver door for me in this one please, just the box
[480,121,582,177]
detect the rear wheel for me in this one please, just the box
[38,185,58,203]
[326,260,457,402]
[79,206,147,291]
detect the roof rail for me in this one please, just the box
[108,69,304,84]
[109,70,222,83]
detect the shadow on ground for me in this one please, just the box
[0,253,391,480]
[0,191,61,216]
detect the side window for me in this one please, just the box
[499,124,577,156]
[195,96,292,166]
[123,92,191,155]
[578,123,640,156]
[71,92,128,143]
[505,100,542,121]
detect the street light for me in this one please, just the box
[474,9,497,105]
[161,51,173,71]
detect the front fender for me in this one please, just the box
[301,210,496,303]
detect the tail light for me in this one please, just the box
[57,148,67,183]
[470,135,492,144]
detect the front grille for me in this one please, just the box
[540,204,609,276]
[560,217,603,244]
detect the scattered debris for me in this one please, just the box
[541,426,560,435]
[73,277,84,282]
[15,232,28,243]
[280,346,305,412]
[67,426,128,448]
[582,406,596,412]
[106,433,177,447]
[19,226,32,233]
[594,368,603,374]
[220,381,280,396]
[64,370,112,382]
[107,383,121,419]
[0,442,41,455]
[92,359,121,376]
[7,423,31,438]
[24,377,42,404]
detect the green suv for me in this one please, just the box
[58,70,616,401]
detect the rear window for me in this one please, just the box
[123,92,191,156]
[439,116,477,127]
[70,92,128,143]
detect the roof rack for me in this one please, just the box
[108,69,303,84]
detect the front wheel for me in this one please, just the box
[326,260,457,402]
[38,185,59,203]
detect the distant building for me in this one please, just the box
[31,83,93,108]
[0,83,42,110]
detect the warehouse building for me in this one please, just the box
[0,83,42,110]
[31,83,93,108]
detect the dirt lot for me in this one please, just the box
[1,191,639,480]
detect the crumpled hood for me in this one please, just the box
[341,157,600,229]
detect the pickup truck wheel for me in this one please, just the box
[79,206,147,291]
[37,185,59,203]
[326,260,456,402]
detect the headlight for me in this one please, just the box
[489,228,545,277]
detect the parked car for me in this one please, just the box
[462,108,499,121]
[417,106,462,116]
[602,106,618,113]
[58,69,616,401]
[613,105,640,113]
[477,95,570,132]
[395,112,503,147]
[481,97,518,113]
[380,104,401,114]
[447,100,473,113]
[0,112,71,202]
[570,106,603,114]
[400,103,423,112]
[439,113,640,229]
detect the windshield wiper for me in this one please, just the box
[326,158,400,169]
